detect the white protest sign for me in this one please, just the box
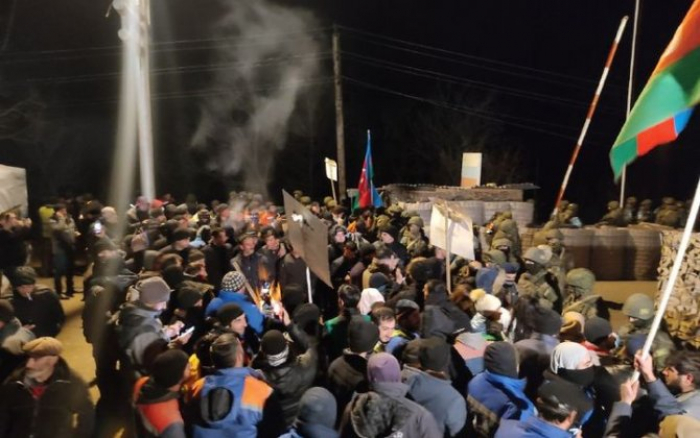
[324,158,338,182]
[429,203,475,260]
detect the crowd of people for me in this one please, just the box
[0,190,698,438]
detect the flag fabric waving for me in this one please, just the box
[354,130,383,209]
[609,0,700,179]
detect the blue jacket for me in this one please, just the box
[467,371,535,437]
[495,417,573,438]
[190,368,273,438]
[279,423,339,438]
[403,367,467,437]
[205,291,264,335]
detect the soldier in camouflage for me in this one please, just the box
[637,199,654,223]
[598,200,627,227]
[623,196,638,224]
[616,293,675,371]
[517,247,561,312]
[561,268,609,320]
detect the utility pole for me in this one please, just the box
[333,25,347,202]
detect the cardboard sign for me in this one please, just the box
[324,158,338,182]
[282,190,332,287]
[0,164,28,216]
[429,203,475,260]
[461,153,482,188]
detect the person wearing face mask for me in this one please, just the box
[518,247,561,312]
[635,350,700,421]
[495,379,593,438]
[544,341,618,437]
[616,293,674,371]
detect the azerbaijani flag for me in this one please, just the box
[354,130,383,209]
[610,0,700,179]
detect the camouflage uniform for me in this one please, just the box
[636,199,654,223]
[518,247,559,310]
[615,293,675,371]
[561,268,606,320]
[598,201,627,227]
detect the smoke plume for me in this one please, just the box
[191,0,321,196]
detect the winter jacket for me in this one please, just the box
[50,216,76,254]
[495,417,572,438]
[114,302,169,372]
[424,294,471,333]
[252,340,318,427]
[0,358,94,438]
[324,313,370,361]
[202,243,233,290]
[328,350,369,422]
[514,333,558,400]
[10,288,65,338]
[133,377,186,438]
[205,290,264,335]
[280,422,339,438]
[403,367,467,437]
[340,381,441,438]
[188,367,283,438]
[467,371,535,437]
[0,318,35,382]
[646,378,700,421]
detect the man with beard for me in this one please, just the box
[636,350,700,420]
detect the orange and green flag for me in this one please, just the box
[610,0,700,179]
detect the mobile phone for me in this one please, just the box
[179,326,195,338]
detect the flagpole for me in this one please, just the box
[633,175,700,381]
[620,0,641,206]
[367,129,373,206]
[552,16,629,218]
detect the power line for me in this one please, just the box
[343,75,600,142]
[342,50,614,114]
[338,24,615,90]
[15,52,331,85]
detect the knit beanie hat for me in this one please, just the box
[367,352,401,383]
[419,337,451,373]
[470,289,502,313]
[151,349,189,388]
[261,330,289,367]
[0,299,14,324]
[485,342,519,378]
[584,317,613,344]
[177,285,203,309]
[534,307,563,336]
[216,303,244,326]
[297,387,337,429]
[551,341,590,373]
[138,277,172,305]
[358,288,385,315]
[292,303,321,334]
[11,266,37,287]
[281,284,306,315]
[379,224,399,241]
[560,311,585,341]
[221,271,246,292]
[347,318,379,354]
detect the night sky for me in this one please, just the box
[0,0,697,223]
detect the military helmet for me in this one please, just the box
[300,196,312,206]
[524,247,550,266]
[607,200,620,210]
[407,216,424,228]
[662,197,675,205]
[544,228,564,241]
[483,249,507,266]
[491,236,513,249]
[566,268,595,290]
[640,199,653,208]
[622,293,654,320]
[386,204,403,216]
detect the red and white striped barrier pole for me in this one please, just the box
[552,16,629,219]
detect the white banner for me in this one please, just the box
[0,164,28,216]
[429,203,475,260]
[324,158,338,182]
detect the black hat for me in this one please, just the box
[216,303,244,326]
[281,284,306,316]
[347,318,379,353]
[584,317,613,344]
[172,228,191,241]
[151,349,189,388]
[419,337,451,372]
[369,272,390,291]
[177,285,203,309]
[379,224,399,241]
[292,303,321,333]
[534,307,563,336]
[485,342,519,378]
[538,380,593,419]
[297,387,337,430]
[11,266,37,287]
[261,330,287,356]
[0,299,14,324]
